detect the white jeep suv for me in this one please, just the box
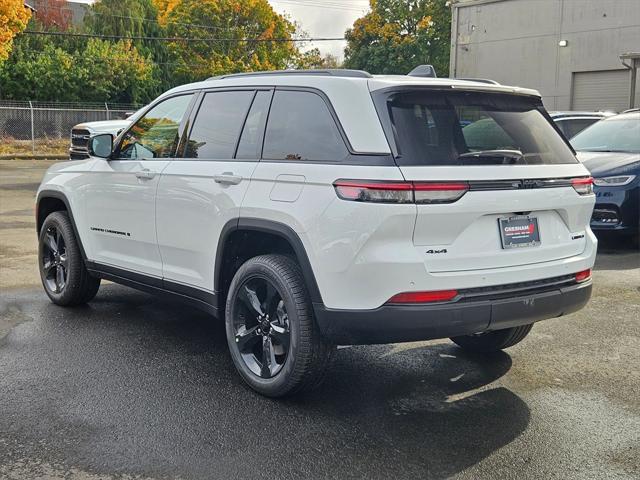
[36,69,596,397]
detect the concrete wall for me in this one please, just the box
[450,0,640,110]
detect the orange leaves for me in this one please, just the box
[0,0,32,62]
[417,15,433,31]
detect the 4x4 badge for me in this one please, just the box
[426,248,447,254]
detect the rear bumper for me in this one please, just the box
[313,280,592,345]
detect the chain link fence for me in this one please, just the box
[0,100,142,158]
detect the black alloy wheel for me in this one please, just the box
[232,277,291,379]
[225,254,333,397]
[42,225,68,294]
[38,211,101,306]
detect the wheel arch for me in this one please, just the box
[36,190,88,261]
[215,218,323,311]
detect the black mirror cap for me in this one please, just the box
[408,65,437,78]
[88,133,114,158]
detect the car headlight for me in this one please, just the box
[593,175,636,186]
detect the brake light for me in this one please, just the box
[575,269,591,283]
[333,180,469,204]
[386,290,459,304]
[571,177,594,195]
[333,180,413,203]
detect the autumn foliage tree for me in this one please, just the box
[0,0,32,63]
[344,0,451,76]
[32,0,72,30]
[163,0,299,84]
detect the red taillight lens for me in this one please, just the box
[333,180,413,203]
[571,177,594,195]
[386,290,459,304]
[575,269,591,283]
[333,180,469,204]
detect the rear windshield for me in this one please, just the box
[382,90,577,166]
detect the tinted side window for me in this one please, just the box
[236,90,272,160]
[563,118,598,139]
[184,90,254,159]
[118,94,194,160]
[263,90,348,161]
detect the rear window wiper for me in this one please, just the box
[458,149,525,165]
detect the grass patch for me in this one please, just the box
[0,137,68,156]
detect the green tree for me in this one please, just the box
[163,0,299,84]
[293,48,342,69]
[0,31,156,103]
[86,0,169,94]
[344,0,451,76]
[76,39,158,103]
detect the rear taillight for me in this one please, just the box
[333,180,469,204]
[386,290,459,304]
[575,269,591,283]
[571,177,594,195]
[333,180,413,203]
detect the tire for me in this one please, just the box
[225,254,333,397]
[38,211,100,306]
[450,324,533,353]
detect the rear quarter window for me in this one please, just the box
[262,90,348,162]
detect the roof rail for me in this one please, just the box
[455,78,501,85]
[622,108,640,113]
[208,69,372,80]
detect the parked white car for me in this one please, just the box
[37,68,596,397]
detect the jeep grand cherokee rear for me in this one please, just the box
[313,84,596,347]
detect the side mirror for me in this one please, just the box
[88,133,114,158]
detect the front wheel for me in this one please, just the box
[38,211,100,306]
[225,254,333,397]
[450,324,533,353]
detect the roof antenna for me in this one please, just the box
[408,65,437,78]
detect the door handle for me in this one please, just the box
[135,168,156,180]
[214,172,242,185]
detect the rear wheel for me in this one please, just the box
[225,254,333,397]
[38,211,100,306]
[450,324,533,353]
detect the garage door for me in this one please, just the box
[572,70,639,112]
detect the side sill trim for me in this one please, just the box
[86,261,219,317]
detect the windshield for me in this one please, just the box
[381,90,577,166]
[571,117,640,153]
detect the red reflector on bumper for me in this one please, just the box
[575,269,591,283]
[387,290,459,304]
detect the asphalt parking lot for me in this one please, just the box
[1,159,639,480]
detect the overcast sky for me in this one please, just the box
[267,1,370,60]
[72,0,370,60]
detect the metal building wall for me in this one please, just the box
[450,0,640,111]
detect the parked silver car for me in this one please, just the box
[550,111,614,140]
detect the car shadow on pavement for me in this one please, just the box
[287,343,528,479]
[0,285,530,480]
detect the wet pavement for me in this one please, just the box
[0,160,639,479]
